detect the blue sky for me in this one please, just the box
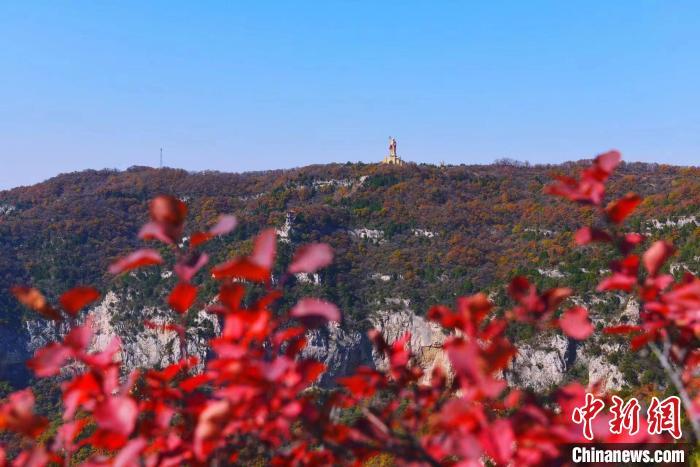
[1,1,699,189]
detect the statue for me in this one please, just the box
[382,137,404,165]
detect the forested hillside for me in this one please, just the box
[1,160,699,383]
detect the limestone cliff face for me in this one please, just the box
[13,290,633,394]
[23,291,219,376]
[301,323,374,386]
[368,308,450,383]
[507,335,569,392]
[302,297,636,393]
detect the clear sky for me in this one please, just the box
[1,1,699,189]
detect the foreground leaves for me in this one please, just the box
[108,249,164,275]
[59,286,100,316]
[11,286,61,320]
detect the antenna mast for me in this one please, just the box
[160,148,163,168]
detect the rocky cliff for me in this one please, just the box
[20,291,219,379]
[4,288,641,395]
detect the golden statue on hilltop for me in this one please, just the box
[382,136,405,165]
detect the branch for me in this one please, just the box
[649,341,700,442]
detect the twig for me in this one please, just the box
[649,341,700,442]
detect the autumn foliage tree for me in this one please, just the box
[0,151,695,465]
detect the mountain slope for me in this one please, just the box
[1,160,699,387]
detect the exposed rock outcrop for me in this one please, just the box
[369,308,449,381]
[13,289,631,395]
[507,334,569,392]
[301,323,374,386]
[24,291,219,375]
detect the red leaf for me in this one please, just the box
[113,437,147,467]
[62,372,101,420]
[190,231,212,247]
[59,286,100,316]
[542,287,573,312]
[210,229,277,282]
[446,338,507,397]
[559,306,594,340]
[81,336,121,369]
[209,214,237,236]
[481,419,515,464]
[0,389,47,438]
[85,429,128,450]
[595,150,621,174]
[211,257,269,282]
[27,343,72,377]
[109,249,163,275]
[507,276,534,302]
[142,196,188,244]
[338,368,384,398]
[190,215,238,247]
[605,193,642,224]
[218,283,245,310]
[545,150,621,205]
[150,195,187,227]
[168,282,198,314]
[290,298,341,327]
[574,227,612,245]
[643,240,674,277]
[273,326,307,347]
[13,446,48,467]
[631,332,656,350]
[11,286,62,320]
[194,399,230,460]
[93,396,138,437]
[64,322,93,353]
[596,273,637,292]
[288,243,334,274]
[180,374,210,392]
[56,419,88,451]
[251,228,277,269]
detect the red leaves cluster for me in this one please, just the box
[0,390,46,438]
[11,286,101,321]
[505,276,593,340]
[545,150,620,205]
[6,197,352,465]
[550,151,700,442]
[19,319,140,456]
[432,293,514,397]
